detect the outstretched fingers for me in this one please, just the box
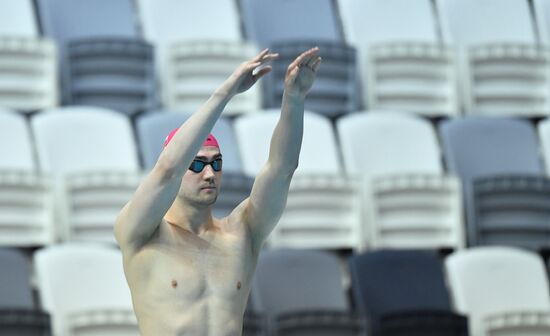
[288,47,319,72]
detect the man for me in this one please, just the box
[115,47,322,336]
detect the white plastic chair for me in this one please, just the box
[337,0,457,115]
[234,110,363,250]
[0,37,58,112]
[366,43,459,117]
[437,0,548,117]
[136,0,245,104]
[0,109,54,246]
[446,246,550,336]
[337,112,463,250]
[164,41,261,115]
[34,244,138,336]
[31,107,142,243]
[0,0,37,36]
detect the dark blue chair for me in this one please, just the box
[349,250,468,336]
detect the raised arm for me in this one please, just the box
[240,47,322,250]
[115,49,278,251]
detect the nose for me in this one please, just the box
[202,164,216,180]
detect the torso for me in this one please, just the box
[122,213,258,336]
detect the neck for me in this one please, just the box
[165,197,214,234]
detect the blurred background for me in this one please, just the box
[2,0,550,335]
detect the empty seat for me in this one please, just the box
[439,117,550,250]
[349,250,468,336]
[0,37,57,112]
[36,0,139,103]
[235,110,363,250]
[337,0,458,116]
[251,249,366,336]
[31,107,142,243]
[437,0,548,117]
[163,41,260,115]
[0,0,38,37]
[240,0,343,49]
[34,244,138,336]
[0,248,51,336]
[446,246,550,336]
[65,38,157,116]
[337,112,463,251]
[136,0,249,112]
[0,109,54,246]
[263,40,359,118]
[136,112,253,218]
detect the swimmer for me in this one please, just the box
[115,47,321,336]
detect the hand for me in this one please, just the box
[220,48,278,97]
[284,47,322,98]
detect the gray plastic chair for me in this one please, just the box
[349,250,468,336]
[136,112,252,218]
[0,248,51,335]
[65,38,157,116]
[239,0,344,48]
[36,0,138,43]
[36,0,139,103]
[264,40,359,118]
[251,249,366,336]
[439,117,549,250]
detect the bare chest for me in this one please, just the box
[126,229,256,306]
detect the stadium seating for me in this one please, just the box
[0,37,58,112]
[0,0,38,37]
[439,117,550,250]
[262,40,359,118]
[136,0,255,114]
[65,38,157,116]
[163,41,261,115]
[31,107,142,243]
[136,112,253,218]
[437,0,549,117]
[337,0,459,116]
[34,243,138,336]
[240,0,343,49]
[349,250,468,336]
[235,110,363,250]
[446,246,550,336]
[0,109,55,246]
[337,112,464,251]
[36,0,140,104]
[0,248,51,336]
[251,249,366,335]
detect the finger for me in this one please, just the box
[260,53,279,63]
[306,55,319,67]
[288,47,319,71]
[254,66,272,79]
[312,57,322,72]
[253,48,270,62]
[287,65,299,82]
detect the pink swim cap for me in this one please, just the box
[163,128,220,149]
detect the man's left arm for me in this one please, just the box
[238,47,322,251]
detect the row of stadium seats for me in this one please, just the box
[2,106,550,253]
[3,0,550,117]
[1,244,549,336]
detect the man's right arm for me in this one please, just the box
[114,49,278,252]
